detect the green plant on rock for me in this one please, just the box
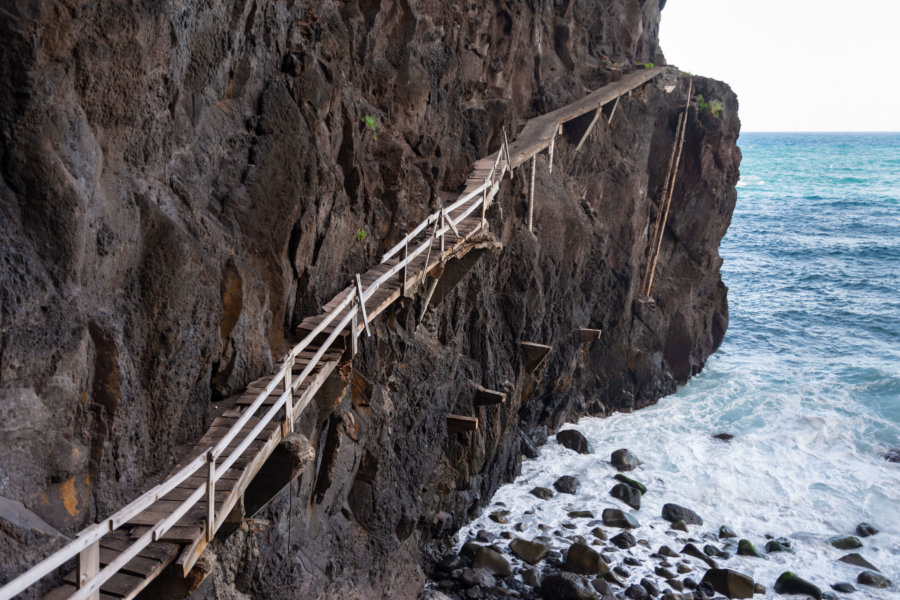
[363,114,378,140]
[356,228,367,242]
[697,94,723,118]
[641,61,655,69]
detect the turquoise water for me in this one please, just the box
[459,133,900,596]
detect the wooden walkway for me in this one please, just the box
[0,66,666,600]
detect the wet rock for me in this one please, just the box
[701,568,755,599]
[476,530,497,543]
[830,535,862,550]
[626,583,650,599]
[602,508,639,529]
[555,476,581,495]
[683,577,698,589]
[774,572,822,600]
[658,546,680,558]
[713,432,734,441]
[676,563,692,574]
[509,538,549,565]
[569,510,595,519]
[656,567,677,579]
[662,503,702,525]
[681,543,718,569]
[719,525,738,538]
[764,538,792,553]
[522,567,540,588]
[855,522,878,537]
[670,520,688,532]
[614,565,630,579]
[489,510,509,524]
[461,541,482,560]
[611,449,643,471]
[557,429,591,454]
[591,578,615,596]
[857,570,891,588]
[541,571,600,600]
[884,448,900,462]
[640,578,660,597]
[564,542,610,576]
[530,487,554,500]
[472,547,512,577]
[831,582,855,592]
[590,527,608,541]
[614,473,648,494]
[611,483,642,509]
[736,539,766,558]
[610,531,637,549]
[458,567,498,589]
[838,552,879,571]
[703,544,727,558]
[667,579,685,592]
[754,583,766,594]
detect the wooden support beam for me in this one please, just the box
[579,328,603,343]
[574,107,603,153]
[473,383,506,406]
[520,342,552,375]
[447,414,478,434]
[528,155,536,233]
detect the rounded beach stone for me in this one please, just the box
[719,525,738,538]
[509,538,550,565]
[700,568,755,599]
[530,486,554,500]
[857,570,891,588]
[736,539,766,558]
[611,448,642,471]
[613,473,647,494]
[855,522,878,537]
[661,503,702,525]
[829,535,862,550]
[601,508,639,529]
[541,571,600,600]
[564,542,610,576]
[774,572,822,600]
[554,475,580,494]
[611,483,642,509]
[472,546,512,577]
[557,429,591,454]
[610,531,636,549]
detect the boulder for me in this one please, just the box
[554,476,580,495]
[610,483,641,509]
[670,520,688,532]
[829,535,862,550]
[613,474,647,494]
[765,538,792,553]
[460,541,482,560]
[557,429,591,454]
[719,525,738,538]
[611,449,642,471]
[489,510,509,524]
[541,571,600,600]
[590,527,607,541]
[640,578,660,597]
[530,487,554,500]
[472,546,512,577]
[509,538,549,565]
[838,552,879,571]
[625,583,649,599]
[855,522,878,537]
[564,542,610,575]
[857,570,891,588]
[602,508,639,529]
[884,448,900,462]
[704,544,728,558]
[610,531,636,549]
[737,539,766,558]
[830,582,855,593]
[701,568,755,599]
[681,543,718,569]
[458,567,497,589]
[569,510,594,519]
[774,572,822,600]
[661,503,702,525]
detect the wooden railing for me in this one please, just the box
[0,66,665,600]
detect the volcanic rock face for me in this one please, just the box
[0,1,739,598]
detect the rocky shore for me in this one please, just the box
[425,429,892,600]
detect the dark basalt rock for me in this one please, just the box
[681,543,718,569]
[855,522,878,537]
[831,582,856,592]
[764,538,792,553]
[857,570,891,589]
[472,547,512,577]
[838,552,880,571]
[640,578,660,597]
[611,483,642,509]
[602,509,640,529]
[610,531,637,549]
[564,542,611,576]
[626,583,649,599]
[509,538,550,565]
[774,572,822,600]
[661,503,702,525]
[530,487,554,500]
[884,448,900,462]
[719,525,738,539]
[829,535,862,550]
[736,539,766,558]
[611,449,643,471]
[555,476,581,495]
[701,568,755,599]
[557,429,592,454]
[541,571,600,600]
[712,432,734,441]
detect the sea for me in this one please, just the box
[457,132,900,597]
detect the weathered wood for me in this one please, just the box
[573,108,603,153]
[447,414,478,434]
[64,569,143,599]
[473,384,506,406]
[42,585,118,600]
[130,526,203,544]
[98,536,178,564]
[77,541,100,600]
[520,342,552,374]
[579,328,603,343]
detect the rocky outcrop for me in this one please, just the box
[0,0,739,598]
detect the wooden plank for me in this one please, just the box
[579,328,603,343]
[130,525,203,544]
[521,342,552,374]
[473,385,506,406]
[43,585,118,600]
[96,548,160,578]
[63,569,145,598]
[124,507,205,527]
[98,537,178,563]
[447,414,478,434]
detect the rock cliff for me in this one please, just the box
[0,0,739,598]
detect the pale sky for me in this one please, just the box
[659,0,900,131]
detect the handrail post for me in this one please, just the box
[439,211,445,254]
[351,297,359,356]
[206,451,216,542]
[548,130,556,174]
[503,127,513,179]
[528,155,536,233]
[401,236,408,294]
[77,541,100,600]
[283,364,293,434]
[355,274,371,337]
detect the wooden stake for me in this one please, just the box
[548,133,556,174]
[503,127,513,179]
[77,541,100,600]
[447,414,478,433]
[528,155,536,233]
[283,365,293,434]
[574,107,603,153]
[355,274,370,337]
[607,95,620,126]
[206,453,216,543]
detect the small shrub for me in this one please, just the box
[356,228,367,242]
[641,62,655,69]
[697,94,723,118]
[362,115,377,140]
